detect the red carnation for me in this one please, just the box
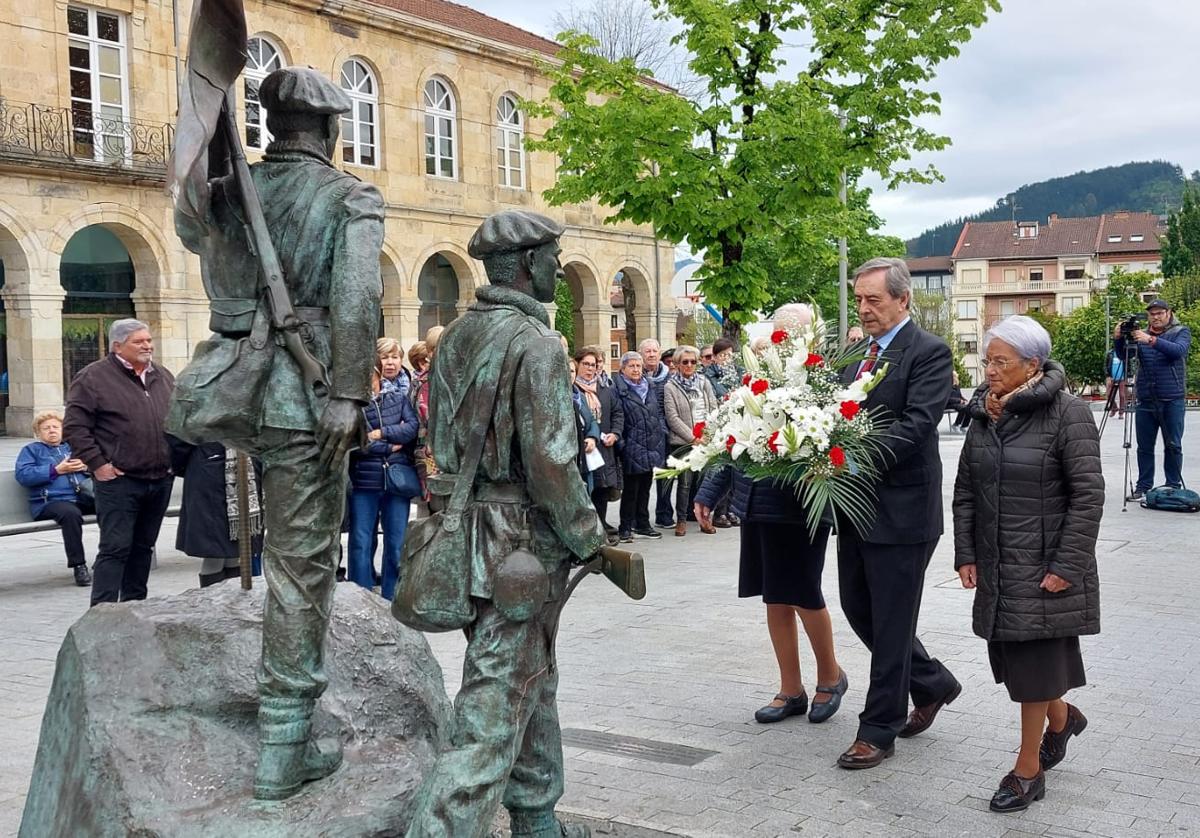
[750,379,769,396]
[839,400,860,420]
[767,430,781,453]
[725,435,737,452]
[770,329,788,344]
[828,446,846,468]
[692,421,706,439]
[805,353,823,367]
[741,373,752,386]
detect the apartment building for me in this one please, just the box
[0,0,674,433]
[949,212,1162,378]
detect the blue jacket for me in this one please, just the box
[613,376,668,475]
[348,384,420,492]
[15,441,87,518]
[1115,321,1192,401]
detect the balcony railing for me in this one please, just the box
[0,99,173,179]
[956,278,1092,295]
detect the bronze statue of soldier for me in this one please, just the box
[170,66,384,800]
[397,211,607,838]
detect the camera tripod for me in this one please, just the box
[1097,340,1138,511]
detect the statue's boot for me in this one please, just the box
[253,697,343,801]
[508,808,591,838]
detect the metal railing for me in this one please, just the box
[955,278,1092,295]
[0,99,172,178]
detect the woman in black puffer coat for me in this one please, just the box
[953,316,1103,814]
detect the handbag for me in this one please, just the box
[393,351,507,632]
[373,398,422,499]
[383,461,421,499]
[72,476,95,506]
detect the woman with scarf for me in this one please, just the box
[662,345,718,536]
[574,346,624,540]
[567,354,602,490]
[613,351,667,542]
[347,337,420,600]
[169,438,264,587]
[954,316,1102,813]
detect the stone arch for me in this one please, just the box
[412,242,478,292]
[0,212,36,433]
[47,203,177,296]
[414,246,477,335]
[379,242,407,305]
[559,254,605,350]
[608,258,656,351]
[0,206,36,289]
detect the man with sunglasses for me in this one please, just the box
[699,345,715,367]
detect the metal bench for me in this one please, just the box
[0,469,182,537]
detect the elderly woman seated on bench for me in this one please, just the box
[14,411,94,587]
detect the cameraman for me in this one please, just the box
[1113,299,1192,498]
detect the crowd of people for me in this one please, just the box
[10,260,1195,817]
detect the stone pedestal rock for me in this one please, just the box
[19,583,451,837]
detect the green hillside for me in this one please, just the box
[906,161,1200,257]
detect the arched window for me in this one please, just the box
[423,78,456,179]
[496,94,524,189]
[340,59,378,167]
[59,225,136,390]
[244,36,283,151]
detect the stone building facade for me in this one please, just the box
[0,0,675,433]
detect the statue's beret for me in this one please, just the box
[259,67,352,116]
[468,211,565,258]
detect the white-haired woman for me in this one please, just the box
[662,345,718,536]
[953,315,1103,813]
[613,351,667,541]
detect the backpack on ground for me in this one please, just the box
[1141,485,1200,513]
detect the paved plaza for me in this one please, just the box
[1,413,1198,837]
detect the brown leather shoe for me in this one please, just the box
[899,681,962,739]
[837,739,894,770]
[699,522,717,534]
[675,522,687,537]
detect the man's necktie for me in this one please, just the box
[856,341,881,381]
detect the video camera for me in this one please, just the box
[1118,312,1147,339]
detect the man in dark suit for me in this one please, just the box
[835,257,962,770]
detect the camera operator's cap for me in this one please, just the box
[259,67,352,116]
[1146,299,1170,311]
[468,211,564,258]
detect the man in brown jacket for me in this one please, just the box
[64,318,175,607]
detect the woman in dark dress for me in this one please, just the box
[170,439,264,587]
[693,304,847,726]
[954,315,1102,814]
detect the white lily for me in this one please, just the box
[741,343,760,374]
[741,389,763,417]
[763,345,784,378]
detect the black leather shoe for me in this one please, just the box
[754,692,808,724]
[808,670,848,724]
[73,565,92,587]
[836,739,894,770]
[989,770,1045,813]
[899,681,962,738]
[1040,704,1087,770]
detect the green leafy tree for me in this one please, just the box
[1175,303,1200,396]
[1159,273,1200,311]
[527,0,1000,339]
[1162,187,1200,278]
[553,280,576,351]
[1051,269,1152,391]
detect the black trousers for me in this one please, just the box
[618,472,653,533]
[837,533,958,747]
[36,501,90,567]
[90,476,174,607]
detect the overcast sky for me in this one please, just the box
[465,0,1199,239]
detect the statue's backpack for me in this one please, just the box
[1141,485,1200,513]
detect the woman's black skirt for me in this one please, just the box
[738,522,830,610]
[988,636,1086,702]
